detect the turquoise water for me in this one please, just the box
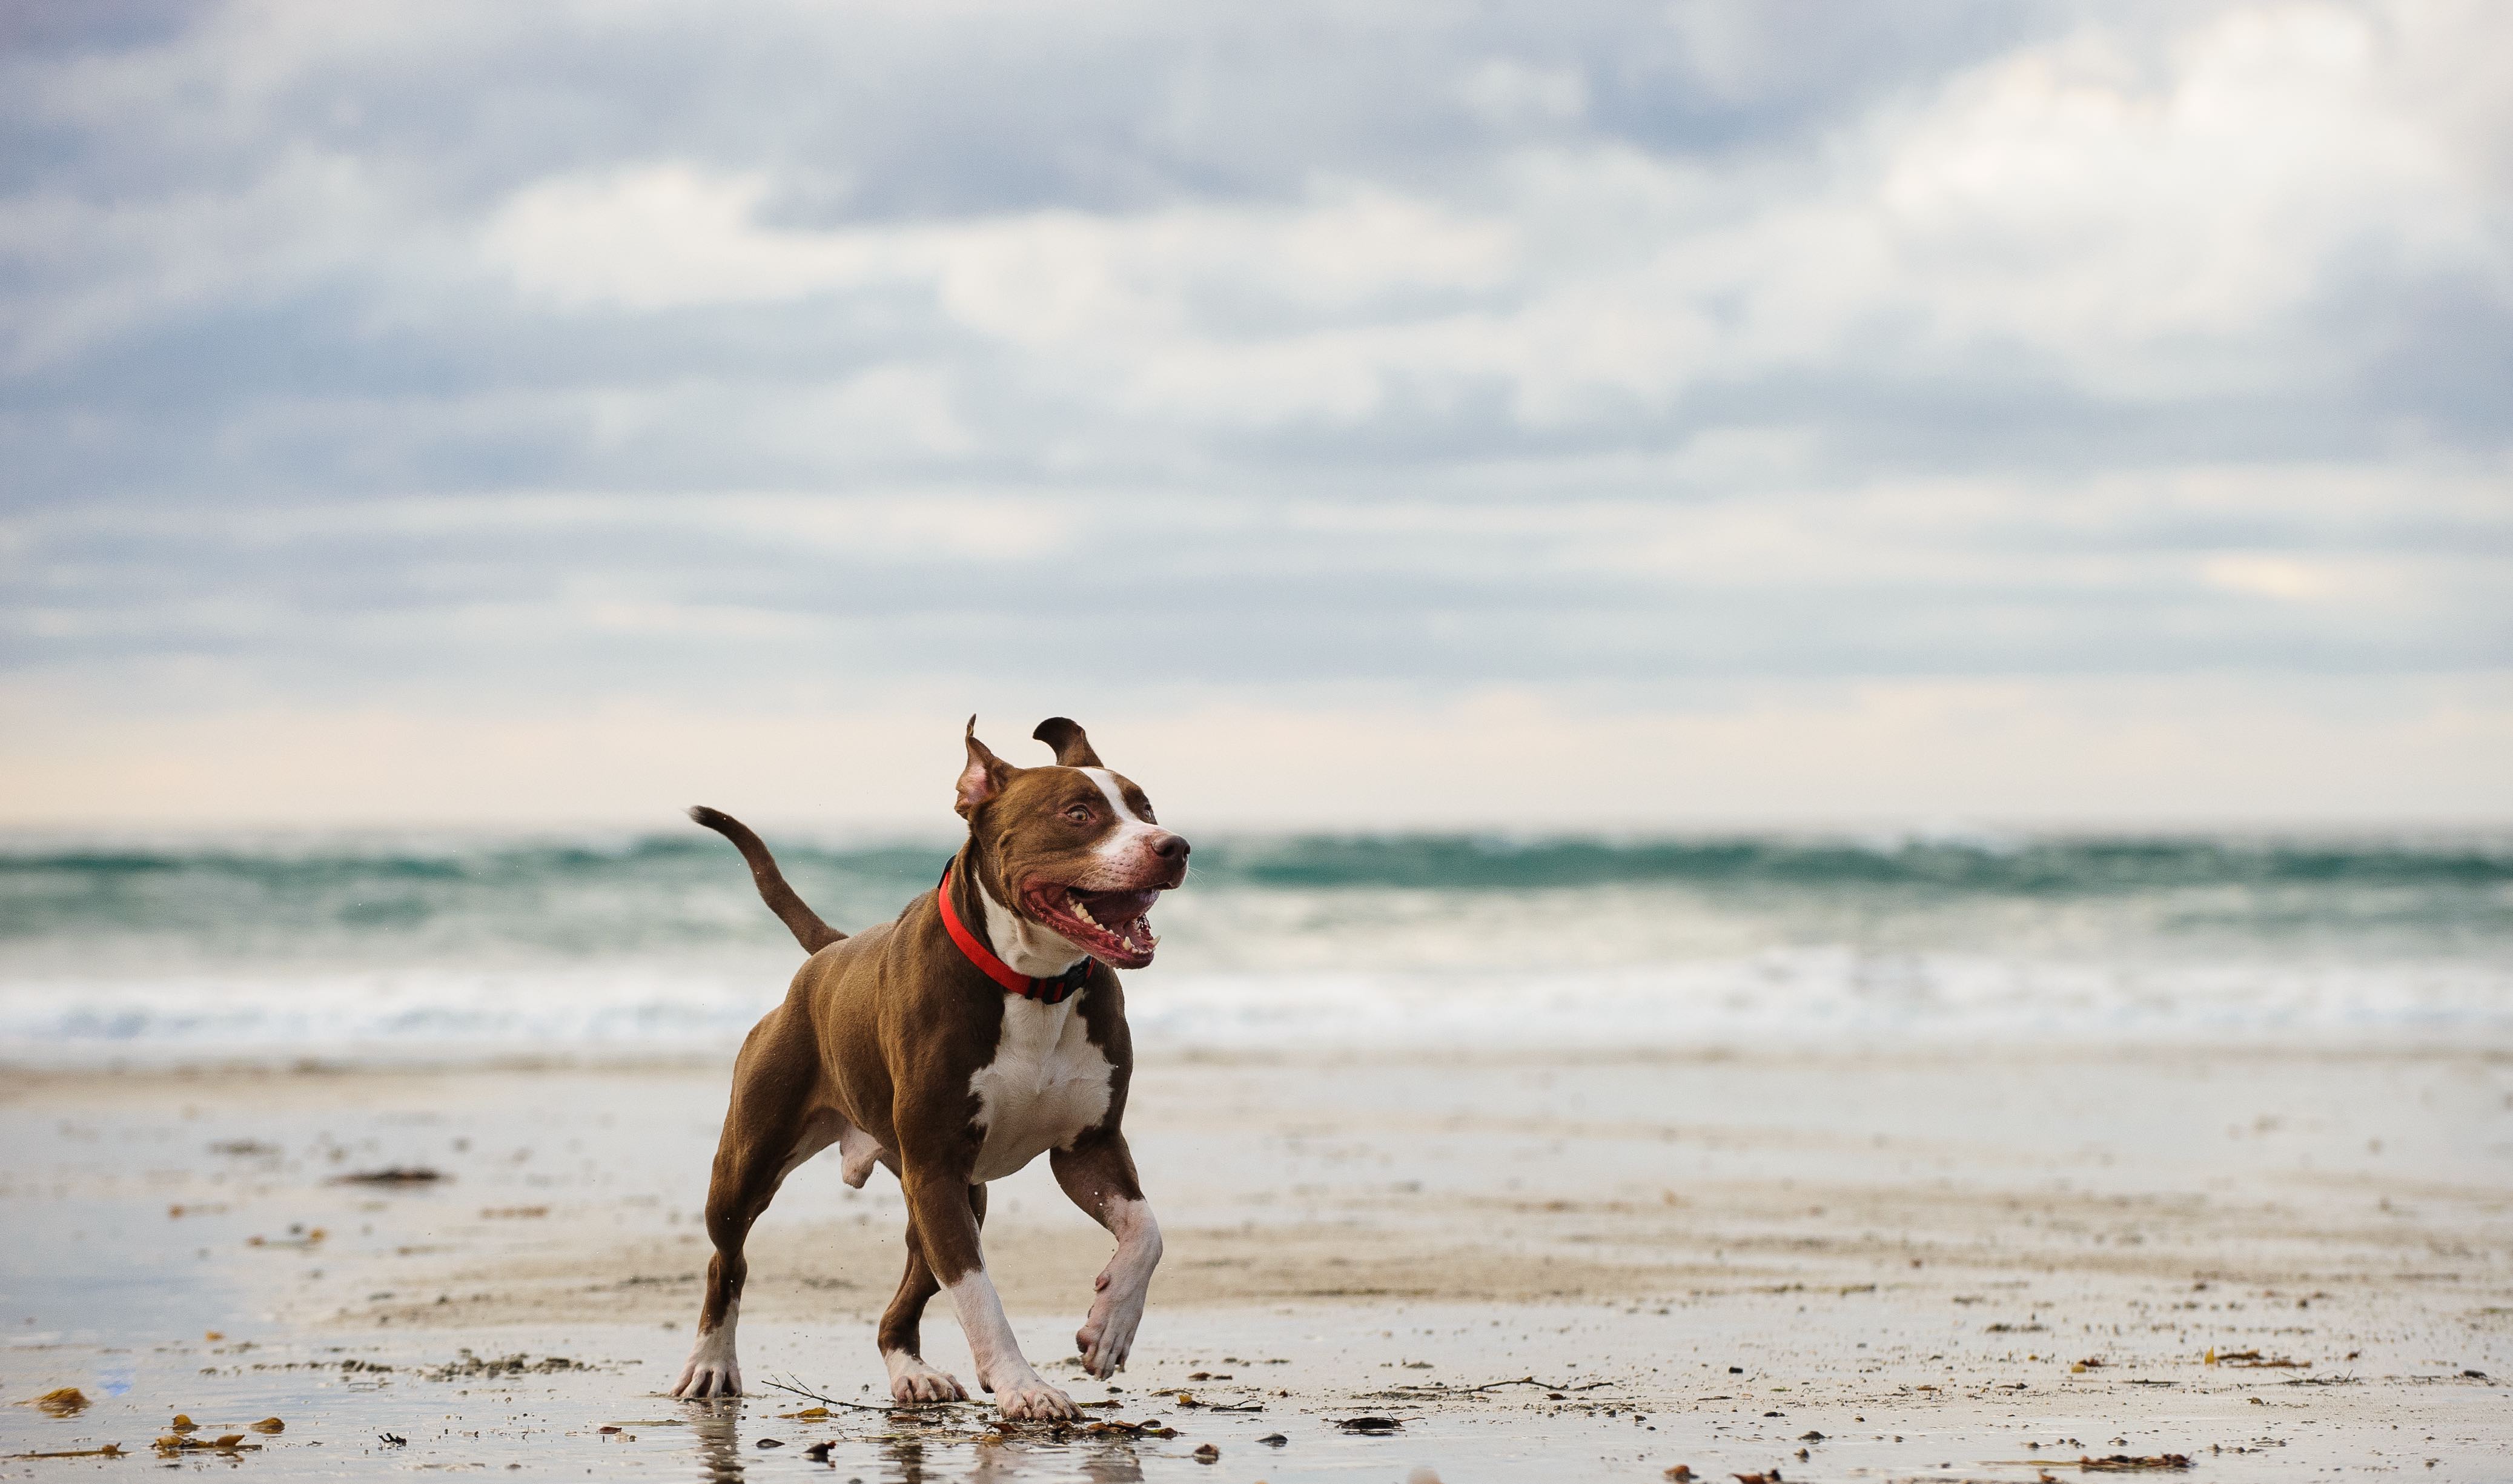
[4,832,2509,1061]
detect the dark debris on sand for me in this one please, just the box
[330,1166,447,1186]
[757,1379,1182,1445]
[419,1350,592,1382]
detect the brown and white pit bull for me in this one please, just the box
[668,717,1187,1419]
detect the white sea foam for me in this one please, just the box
[5,950,2506,1068]
[4,832,2507,1066]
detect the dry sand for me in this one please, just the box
[4,1045,2509,1480]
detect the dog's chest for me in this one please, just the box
[967,996,1114,1183]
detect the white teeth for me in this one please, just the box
[1071,898,1099,928]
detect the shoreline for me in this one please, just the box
[5,1043,2508,1478]
[7,1033,2510,1081]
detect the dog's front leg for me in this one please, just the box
[1051,1133,1162,1379]
[901,1164,1079,1420]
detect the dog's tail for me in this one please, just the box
[687,806,846,953]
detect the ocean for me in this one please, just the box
[4,830,2509,1066]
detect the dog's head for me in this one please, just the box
[955,717,1188,970]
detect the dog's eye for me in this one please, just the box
[1136,801,1157,823]
[1064,803,1094,825]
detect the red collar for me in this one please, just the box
[936,858,1091,1004]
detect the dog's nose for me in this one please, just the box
[1151,832,1190,861]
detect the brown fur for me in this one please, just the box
[675,717,1180,1403]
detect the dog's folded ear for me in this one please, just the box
[958,716,1018,817]
[1032,717,1104,769]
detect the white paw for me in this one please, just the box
[670,1354,741,1398]
[993,1374,1080,1421]
[1075,1279,1147,1379]
[883,1352,968,1404]
[672,1310,741,1398]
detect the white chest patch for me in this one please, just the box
[968,996,1114,1184]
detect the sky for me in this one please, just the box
[2,0,2508,832]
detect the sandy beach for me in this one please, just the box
[11,0,2513,1473]
[5,1044,2507,1480]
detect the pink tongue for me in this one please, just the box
[1081,890,1156,924]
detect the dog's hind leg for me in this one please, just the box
[876,1183,983,1402]
[672,1012,825,1399]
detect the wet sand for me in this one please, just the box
[4,1045,2509,1480]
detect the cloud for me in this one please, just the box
[7,465,2501,703]
[0,0,2506,824]
[450,6,2505,445]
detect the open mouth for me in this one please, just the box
[1023,883,1164,969]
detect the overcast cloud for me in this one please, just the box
[2,0,2508,827]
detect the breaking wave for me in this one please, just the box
[4,830,2508,1064]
